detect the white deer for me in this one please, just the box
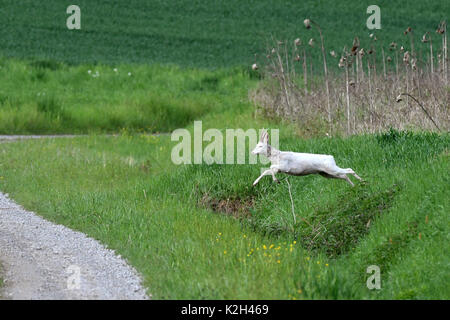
[251,129,362,186]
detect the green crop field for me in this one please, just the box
[0,0,447,68]
[0,0,448,300]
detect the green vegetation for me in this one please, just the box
[0,0,446,68]
[0,119,448,298]
[0,58,253,134]
[0,0,448,300]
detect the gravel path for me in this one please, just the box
[0,135,87,142]
[0,191,150,300]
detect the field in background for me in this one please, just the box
[0,0,447,68]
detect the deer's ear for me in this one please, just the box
[262,129,269,144]
[259,129,265,142]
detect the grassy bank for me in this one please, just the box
[0,127,448,299]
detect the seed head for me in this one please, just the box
[436,21,446,34]
[330,50,337,58]
[304,19,311,29]
[308,38,315,47]
[396,94,403,103]
[386,56,392,63]
[403,51,410,64]
[359,48,365,57]
[252,63,258,70]
[294,38,301,46]
[338,56,346,68]
[411,58,417,70]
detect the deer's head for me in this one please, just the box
[251,129,270,156]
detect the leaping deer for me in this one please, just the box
[251,129,363,186]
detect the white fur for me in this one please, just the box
[251,130,362,186]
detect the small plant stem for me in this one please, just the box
[345,55,351,135]
[286,178,296,225]
[303,48,308,95]
[367,59,372,128]
[398,93,441,131]
[382,47,387,79]
[310,19,331,129]
[430,38,434,74]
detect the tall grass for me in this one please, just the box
[251,21,449,136]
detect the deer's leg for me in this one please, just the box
[253,169,273,186]
[269,167,280,183]
[322,167,355,186]
[341,174,355,186]
[343,168,363,181]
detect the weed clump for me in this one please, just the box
[298,183,402,258]
[199,193,255,219]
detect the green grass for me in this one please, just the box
[0,0,448,300]
[0,57,255,134]
[0,0,447,68]
[0,127,448,299]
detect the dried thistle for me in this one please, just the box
[411,58,417,70]
[436,21,445,34]
[304,19,311,29]
[338,56,346,68]
[403,51,410,64]
[359,48,365,57]
[351,38,359,55]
